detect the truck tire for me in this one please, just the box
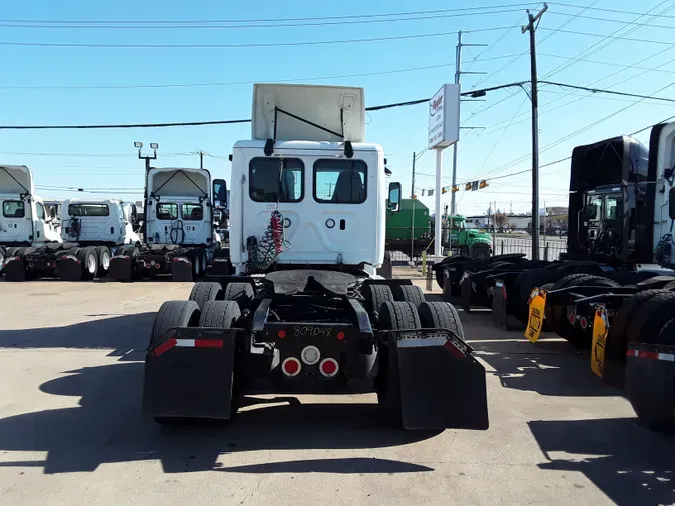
[624,291,675,346]
[189,282,224,310]
[394,284,426,308]
[552,274,620,345]
[3,247,29,281]
[96,246,111,277]
[605,289,671,364]
[417,301,465,339]
[223,282,255,310]
[199,300,241,328]
[150,300,201,347]
[635,275,675,290]
[78,246,99,280]
[470,243,491,260]
[665,281,675,291]
[376,301,421,426]
[364,284,395,320]
[0,247,4,275]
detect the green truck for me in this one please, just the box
[385,199,492,259]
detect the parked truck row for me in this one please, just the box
[433,126,675,434]
[0,161,233,282]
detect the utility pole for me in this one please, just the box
[450,31,487,217]
[199,151,204,169]
[411,152,416,263]
[522,3,547,261]
[411,151,416,198]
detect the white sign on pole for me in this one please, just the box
[428,83,461,150]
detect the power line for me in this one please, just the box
[541,80,675,103]
[0,28,520,49]
[549,10,675,29]
[553,2,675,19]
[0,4,540,25]
[0,10,531,29]
[0,53,523,91]
[539,27,674,45]
[0,81,528,130]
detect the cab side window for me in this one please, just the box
[35,202,45,220]
[249,158,304,202]
[2,200,25,218]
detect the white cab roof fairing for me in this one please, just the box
[0,165,34,196]
[147,167,211,199]
[252,84,366,143]
[62,198,121,207]
[233,139,383,154]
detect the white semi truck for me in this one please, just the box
[108,166,229,282]
[2,179,142,281]
[142,83,489,430]
[0,165,61,276]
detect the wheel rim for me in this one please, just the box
[87,254,97,274]
[101,251,111,270]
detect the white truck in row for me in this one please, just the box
[108,166,230,282]
[0,164,142,281]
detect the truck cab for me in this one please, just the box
[145,167,220,248]
[0,165,61,247]
[60,198,140,245]
[229,83,399,276]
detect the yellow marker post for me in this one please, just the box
[590,306,609,378]
[524,288,547,343]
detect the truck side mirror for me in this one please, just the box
[670,187,675,219]
[387,182,401,212]
[213,179,227,208]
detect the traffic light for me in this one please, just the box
[479,180,489,189]
[465,182,472,191]
[452,185,460,193]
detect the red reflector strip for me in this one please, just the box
[444,340,467,359]
[153,338,177,357]
[627,349,675,362]
[194,339,224,348]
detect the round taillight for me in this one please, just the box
[282,357,301,377]
[301,345,320,365]
[336,331,345,341]
[319,358,338,378]
[580,317,588,330]
[569,314,576,324]
[277,330,286,339]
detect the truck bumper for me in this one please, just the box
[388,328,489,430]
[142,327,243,420]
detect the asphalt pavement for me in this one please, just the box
[0,279,673,505]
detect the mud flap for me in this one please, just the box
[143,327,240,420]
[206,258,234,276]
[109,256,134,281]
[58,255,83,281]
[393,329,489,430]
[170,257,193,282]
[460,272,473,313]
[3,257,26,281]
[625,342,675,431]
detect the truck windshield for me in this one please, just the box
[313,159,367,204]
[2,200,24,218]
[68,204,109,217]
[249,158,304,203]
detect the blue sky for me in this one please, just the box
[2,0,675,215]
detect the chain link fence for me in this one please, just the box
[385,226,568,264]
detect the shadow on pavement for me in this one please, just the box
[215,457,433,474]
[529,418,675,505]
[0,357,440,474]
[457,311,617,397]
[0,313,154,357]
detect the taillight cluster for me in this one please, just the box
[281,345,339,378]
